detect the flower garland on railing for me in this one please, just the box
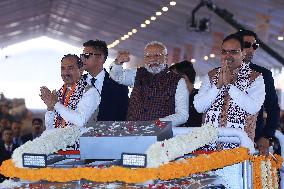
[250,154,282,189]
[0,147,250,183]
[0,122,282,187]
[261,160,270,188]
[12,127,80,167]
[270,155,280,189]
[146,123,218,167]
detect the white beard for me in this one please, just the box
[145,62,167,74]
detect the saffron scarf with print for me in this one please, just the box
[53,75,88,128]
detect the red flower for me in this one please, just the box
[127,126,134,132]
[155,119,166,128]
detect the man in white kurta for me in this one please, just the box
[194,33,265,189]
[40,54,100,130]
[194,34,265,145]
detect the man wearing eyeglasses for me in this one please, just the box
[40,54,100,129]
[236,30,280,155]
[80,40,129,122]
[194,34,265,150]
[109,41,189,127]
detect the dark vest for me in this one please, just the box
[127,67,181,121]
[97,70,129,121]
[181,88,202,127]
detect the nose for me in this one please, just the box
[224,53,231,59]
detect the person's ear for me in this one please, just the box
[79,68,84,75]
[164,55,168,64]
[241,51,246,61]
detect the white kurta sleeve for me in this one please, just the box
[109,62,137,87]
[228,75,265,115]
[54,87,100,128]
[44,111,55,130]
[193,75,220,113]
[159,78,189,127]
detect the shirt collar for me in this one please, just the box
[86,70,105,84]
[5,143,13,149]
[95,69,105,81]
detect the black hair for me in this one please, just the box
[235,29,258,41]
[32,118,43,125]
[222,33,244,50]
[83,40,108,61]
[61,54,83,69]
[12,120,22,125]
[2,127,12,133]
[169,60,196,84]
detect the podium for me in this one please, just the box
[80,121,172,160]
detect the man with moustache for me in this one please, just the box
[109,41,189,127]
[235,30,280,155]
[40,54,100,129]
[194,34,265,149]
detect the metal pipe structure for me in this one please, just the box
[190,0,284,66]
[190,1,206,29]
[172,127,254,189]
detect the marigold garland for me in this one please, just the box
[270,157,279,189]
[251,156,265,189]
[250,154,282,189]
[0,147,250,183]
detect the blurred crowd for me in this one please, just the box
[0,92,45,166]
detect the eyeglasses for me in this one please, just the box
[221,49,241,55]
[80,53,102,59]
[244,42,259,50]
[144,53,165,58]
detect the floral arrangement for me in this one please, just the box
[12,127,80,167]
[146,123,218,167]
[0,147,250,183]
[251,154,282,189]
[0,122,282,188]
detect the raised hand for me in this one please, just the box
[115,51,130,65]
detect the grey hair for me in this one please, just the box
[145,41,168,55]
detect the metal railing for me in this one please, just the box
[173,127,255,189]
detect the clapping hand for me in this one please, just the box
[216,60,237,88]
[40,86,58,111]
